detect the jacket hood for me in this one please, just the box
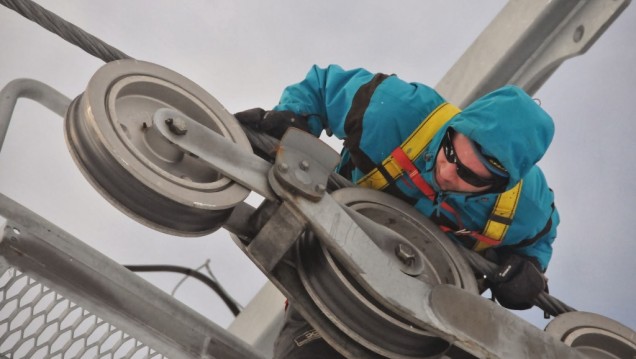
[446,85,554,187]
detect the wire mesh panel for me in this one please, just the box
[0,266,166,359]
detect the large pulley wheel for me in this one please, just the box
[545,312,636,358]
[296,187,478,358]
[65,60,251,236]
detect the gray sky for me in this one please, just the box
[0,0,634,340]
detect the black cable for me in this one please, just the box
[125,264,241,316]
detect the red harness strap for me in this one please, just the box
[390,147,501,247]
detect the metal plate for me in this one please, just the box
[331,187,478,291]
[65,60,251,236]
[545,311,636,359]
[296,188,478,358]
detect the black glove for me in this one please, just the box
[234,108,310,139]
[488,253,546,310]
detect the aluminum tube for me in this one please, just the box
[0,78,71,152]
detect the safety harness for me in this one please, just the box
[356,102,522,251]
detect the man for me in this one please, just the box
[235,64,559,358]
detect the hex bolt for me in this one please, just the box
[278,162,289,173]
[395,243,416,266]
[165,117,188,135]
[299,160,310,171]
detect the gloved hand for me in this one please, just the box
[234,108,310,139]
[488,253,546,310]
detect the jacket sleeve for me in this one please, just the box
[512,207,559,271]
[273,64,377,138]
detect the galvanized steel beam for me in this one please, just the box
[436,0,631,107]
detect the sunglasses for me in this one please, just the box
[441,130,501,188]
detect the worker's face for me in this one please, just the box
[434,131,494,193]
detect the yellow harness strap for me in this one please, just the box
[357,102,461,190]
[474,180,523,252]
[355,102,522,249]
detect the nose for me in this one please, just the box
[438,161,458,183]
[436,161,460,190]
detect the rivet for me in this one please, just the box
[299,160,310,171]
[278,162,289,173]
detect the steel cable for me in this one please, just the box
[0,0,132,62]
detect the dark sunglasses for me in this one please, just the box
[441,130,501,188]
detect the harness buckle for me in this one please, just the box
[454,228,472,236]
[405,168,421,182]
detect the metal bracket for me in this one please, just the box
[247,202,306,273]
[152,108,277,201]
[271,128,341,201]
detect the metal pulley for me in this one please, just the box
[545,311,636,358]
[295,187,479,358]
[65,60,251,236]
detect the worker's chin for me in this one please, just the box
[434,170,447,191]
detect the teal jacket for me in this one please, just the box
[274,65,559,270]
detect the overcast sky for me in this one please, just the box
[1,0,634,344]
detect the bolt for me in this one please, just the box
[395,243,416,266]
[278,162,289,173]
[315,184,326,193]
[165,117,188,135]
[299,160,310,171]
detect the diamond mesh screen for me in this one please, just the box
[0,267,167,359]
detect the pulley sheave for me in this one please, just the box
[545,311,636,358]
[296,187,478,358]
[65,60,251,236]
